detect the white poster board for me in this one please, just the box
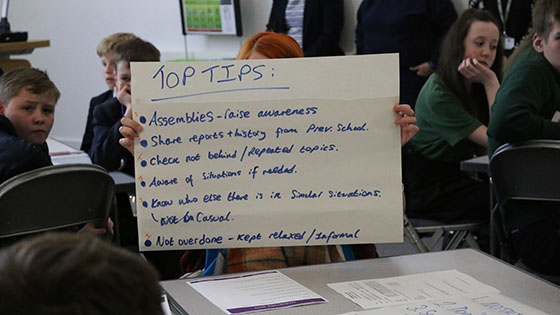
[131,54,402,251]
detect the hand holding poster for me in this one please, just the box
[130,54,403,251]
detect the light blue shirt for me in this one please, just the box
[285,0,305,48]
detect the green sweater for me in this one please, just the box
[488,51,560,231]
[412,73,484,163]
[488,53,560,156]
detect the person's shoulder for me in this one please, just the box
[92,97,122,127]
[509,53,549,76]
[93,97,120,116]
[505,54,556,88]
[418,74,455,102]
[90,90,113,106]
[0,124,49,161]
[0,130,51,183]
[417,73,463,113]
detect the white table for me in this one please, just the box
[460,155,489,174]
[46,137,91,165]
[160,249,559,315]
[46,137,135,193]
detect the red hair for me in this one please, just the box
[237,32,303,60]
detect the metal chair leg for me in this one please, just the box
[403,215,428,252]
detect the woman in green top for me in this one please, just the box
[404,9,504,223]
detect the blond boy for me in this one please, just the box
[80,33,137,153]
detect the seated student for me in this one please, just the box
[80,32,137,154]
[487,0,560,275]
[90,38,184,279]
[0,67,111,238]
[0,233,164,315]
[0,68,59,184]
[118,32,419,275]
[89,37,160,176]
[405,9,503,225]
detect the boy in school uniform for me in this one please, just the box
[0,67,111,241]
[89,38,183,278]
[0,67,59,184]
[80,33,137,154]
[89,37,160,176]
[487,0,560,275]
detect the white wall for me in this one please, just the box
[2,0,467,147]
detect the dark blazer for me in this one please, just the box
[0,115,52,184]
[266,0,344,57]
[89,98,134,176]
[80,90,113,153]
[355,0,457,106]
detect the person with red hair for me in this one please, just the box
[118,32,418,276]
[236,32,303,59]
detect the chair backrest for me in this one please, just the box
[490,140,560,204]
[0,164,114,238]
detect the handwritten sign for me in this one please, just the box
[131,54,402,251]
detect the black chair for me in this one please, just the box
[0,164,115,244]
[402,144,483,252]
[403,214,481,252]
[489,140,560,281]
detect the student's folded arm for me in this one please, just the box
[490,100,560,142]
[477,64,500,107]
[467,125,488,147]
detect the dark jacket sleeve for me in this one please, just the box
[266,0,288,33]
[80,97,98,153]
[303,0,344,57]
[0,139,52,184]
[89,99,129,172]
[427,0,458,65]
[81,90,113,153]
[355,0,368,54]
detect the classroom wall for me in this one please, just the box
[2,0,467,147]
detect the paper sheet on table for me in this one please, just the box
[328,270,499,310]
[187,270,327,314]
[46,138,79,154]
[46,138,92,165]
[131,54,403,251]
[338,293,548,315]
